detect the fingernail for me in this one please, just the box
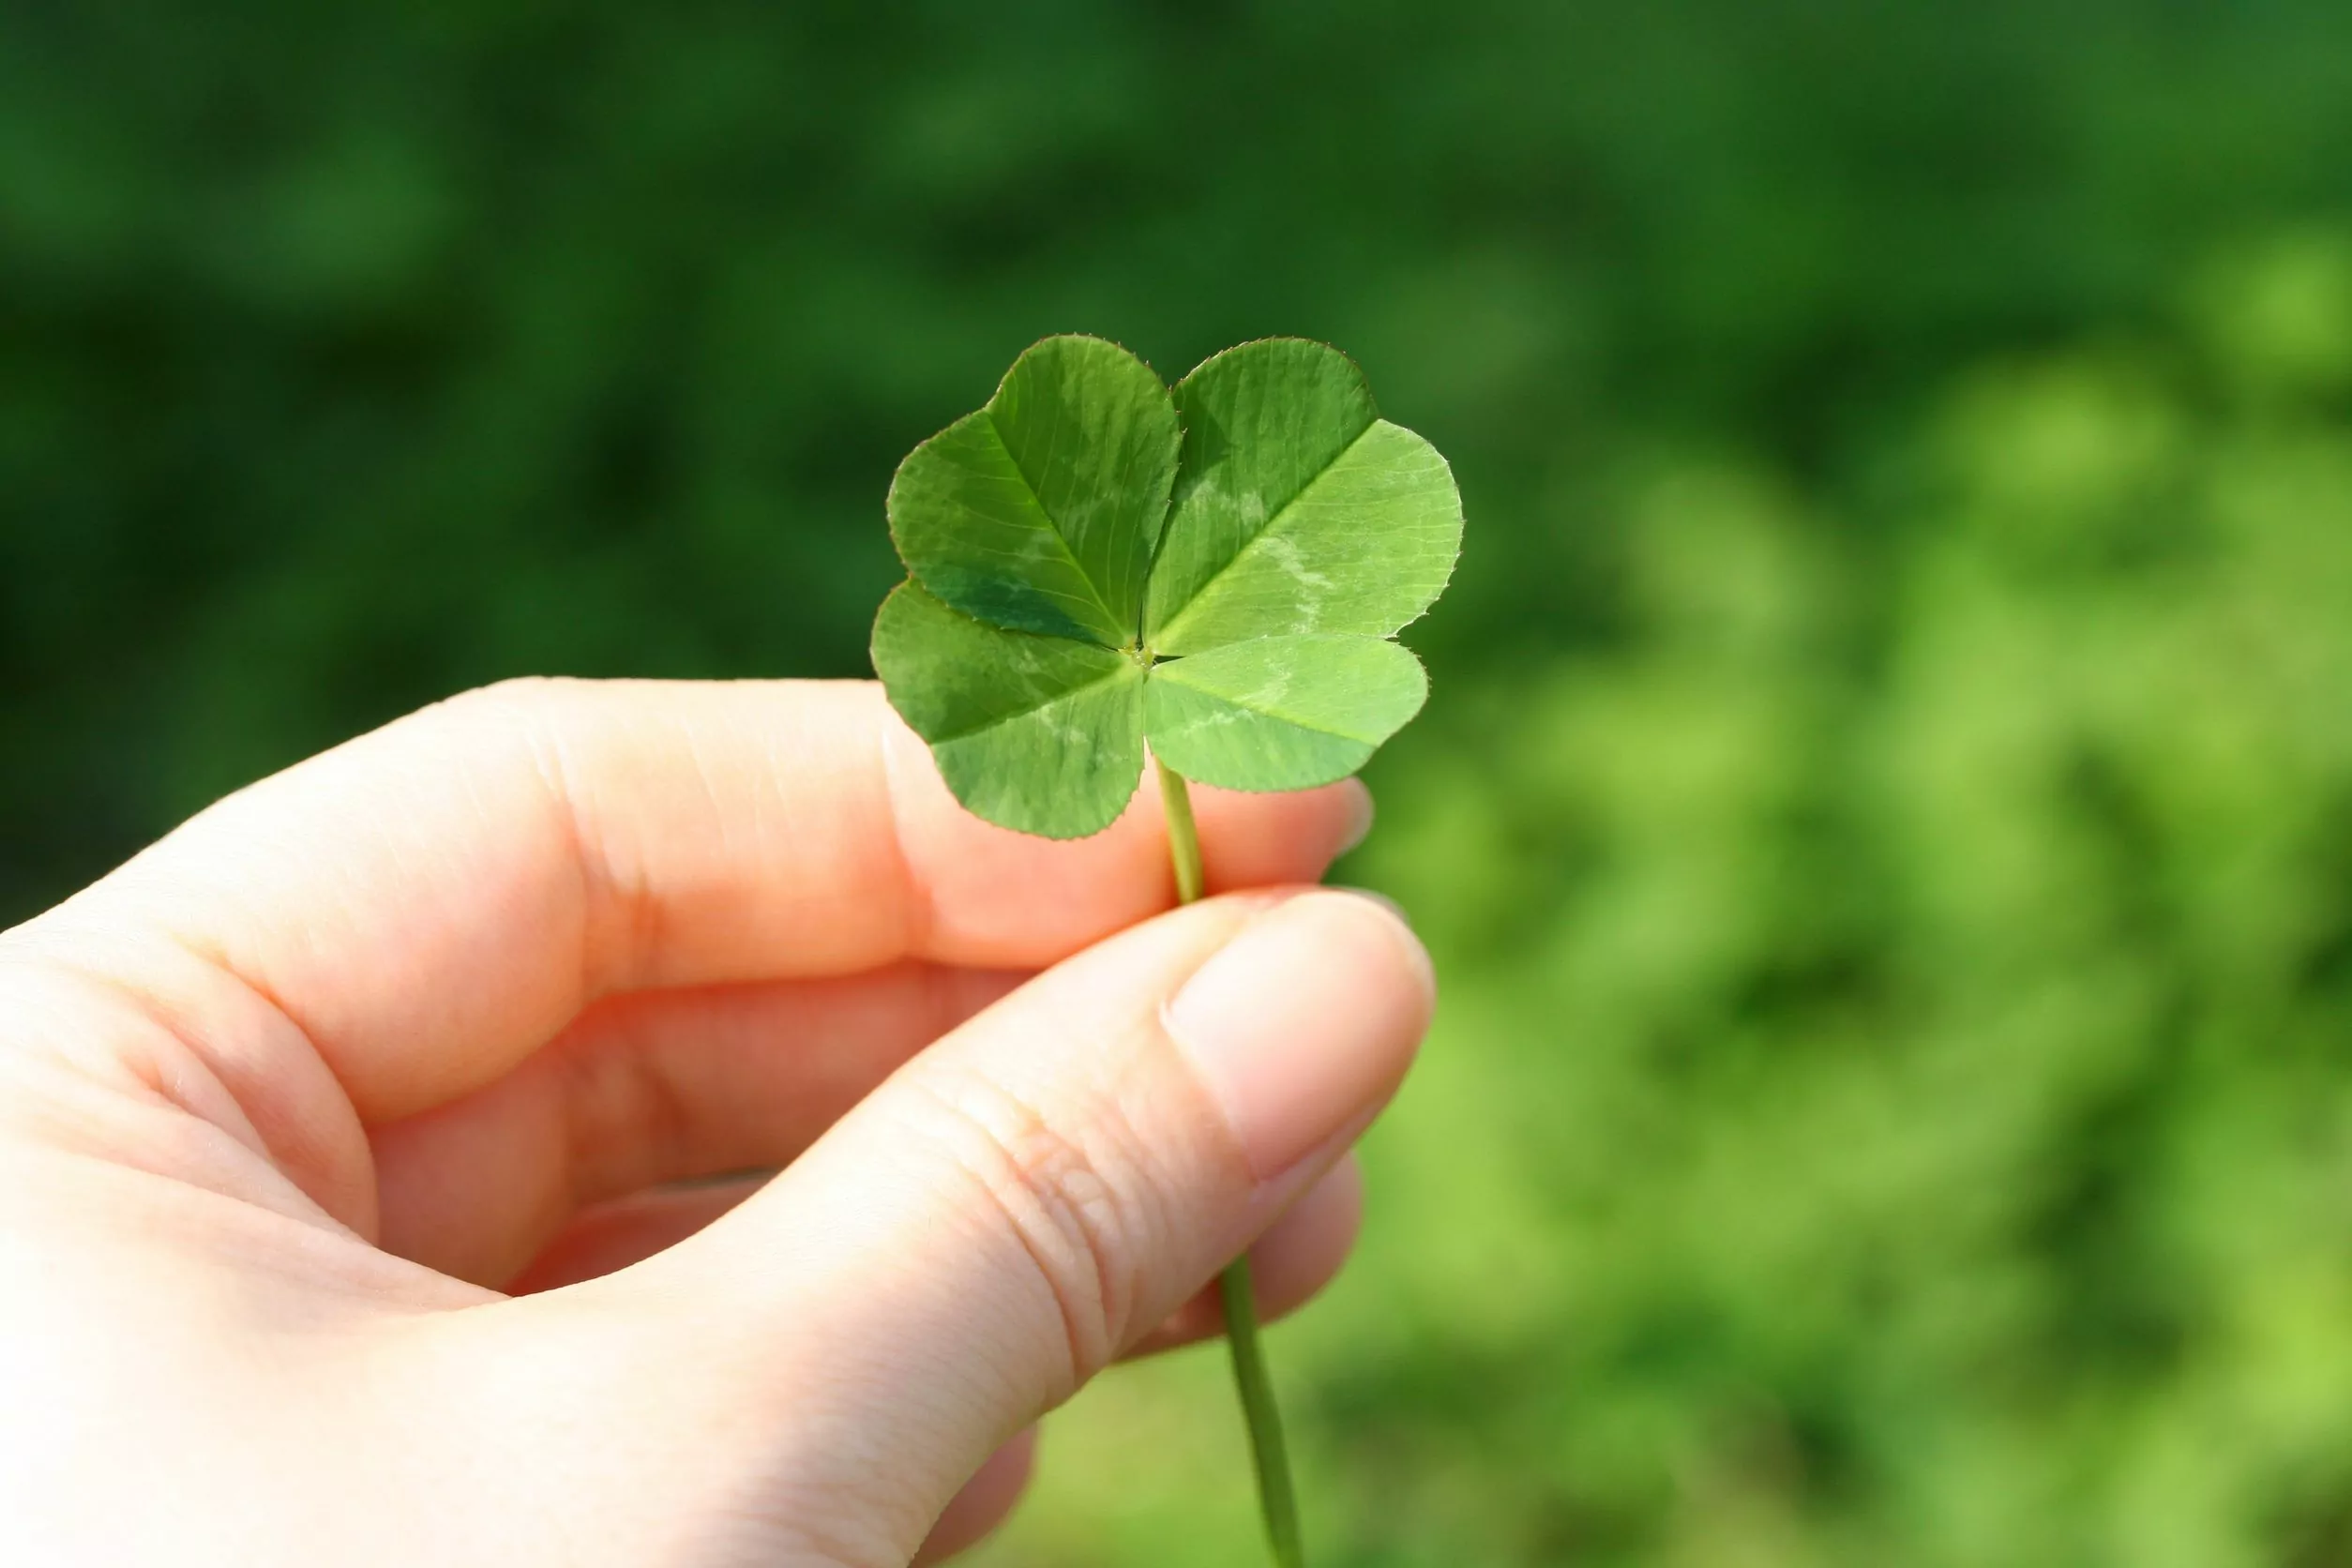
[1163,891,1435,1181]
[1335,782,1377,857]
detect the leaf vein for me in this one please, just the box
[1154,418,1387,642]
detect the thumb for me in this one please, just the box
[453,889,1431,1564]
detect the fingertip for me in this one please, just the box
[1193,775,1377,894]
[1326,885,1437,1006]
[1164,889,1434,1184]
[1334,776,1377,857]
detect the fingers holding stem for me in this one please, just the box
[1159,761,1305,1568]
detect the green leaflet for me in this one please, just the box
[1143,635,1429,792]
[874,335,1461,837]
[1148,339,1462,655]
[871,580,1145,838]
[888,335,1179,646]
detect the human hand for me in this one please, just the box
[0,679,1433,1565]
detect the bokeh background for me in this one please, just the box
[10,4,2352,1562]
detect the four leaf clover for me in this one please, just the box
[872,335,1464,837]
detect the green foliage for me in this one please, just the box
[872,337,1460,837]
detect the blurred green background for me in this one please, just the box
[9,3,2352,1562]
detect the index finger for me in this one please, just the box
[23,679,1369,1123]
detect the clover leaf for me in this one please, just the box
[872,334,1463,839]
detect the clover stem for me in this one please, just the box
[1158,761,1206,905]
[1157,762,1306,1568]
[1217,1255,1306,1568]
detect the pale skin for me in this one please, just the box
[0,678,1435,1566]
